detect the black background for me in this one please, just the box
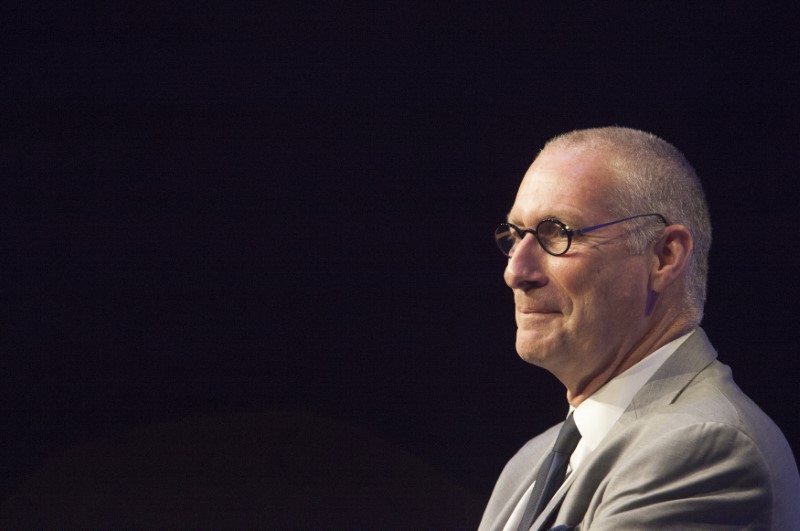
[4,0,799,510]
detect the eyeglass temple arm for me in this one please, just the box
[575,213,670,235]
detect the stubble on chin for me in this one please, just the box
[514,321,574,371]
[515,330,549,367]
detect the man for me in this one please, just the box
[479,127,800,530]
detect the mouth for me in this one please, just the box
[518,307,560,314]
[517,309,561,325]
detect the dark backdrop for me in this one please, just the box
[4,0,799,511]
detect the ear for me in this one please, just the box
[650,224,693,293]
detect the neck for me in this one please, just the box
[564,318,694,407]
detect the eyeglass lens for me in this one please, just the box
[536,220,569,255]
[494,221,570,257]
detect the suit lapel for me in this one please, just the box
[529,472,579,530]
[491,426,561,530]
[618,328,717,426]
[531,328,718,530]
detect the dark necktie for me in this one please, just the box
[517,413,582,531]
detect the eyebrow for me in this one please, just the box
[506,212,568,228]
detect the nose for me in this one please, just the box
[504,234,549,290]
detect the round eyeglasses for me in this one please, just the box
[494,213,669,257]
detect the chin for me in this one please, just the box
[515,342,548,367]
[517,352,546,367]
[515,331,562,368]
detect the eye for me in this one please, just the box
[537,220,565,240]
[536,220,571,255]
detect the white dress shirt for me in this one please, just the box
[504,330,694,530]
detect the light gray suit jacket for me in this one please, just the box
[479,328,800,530]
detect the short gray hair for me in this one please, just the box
[544,127,712,324]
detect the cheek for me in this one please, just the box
[591,265,650,322]
[559,261,604,307]
[564,261,642,323]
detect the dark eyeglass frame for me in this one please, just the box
[495,213,670,257]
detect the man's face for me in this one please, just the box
[504,146,653,387]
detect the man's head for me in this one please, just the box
[500,127,711,403]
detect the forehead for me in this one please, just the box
[508,147,618,226]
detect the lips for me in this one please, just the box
[517,305,560,314]
[515,294,561,314]
[518,308,559,314]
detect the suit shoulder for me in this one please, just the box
[670,360,788,445]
